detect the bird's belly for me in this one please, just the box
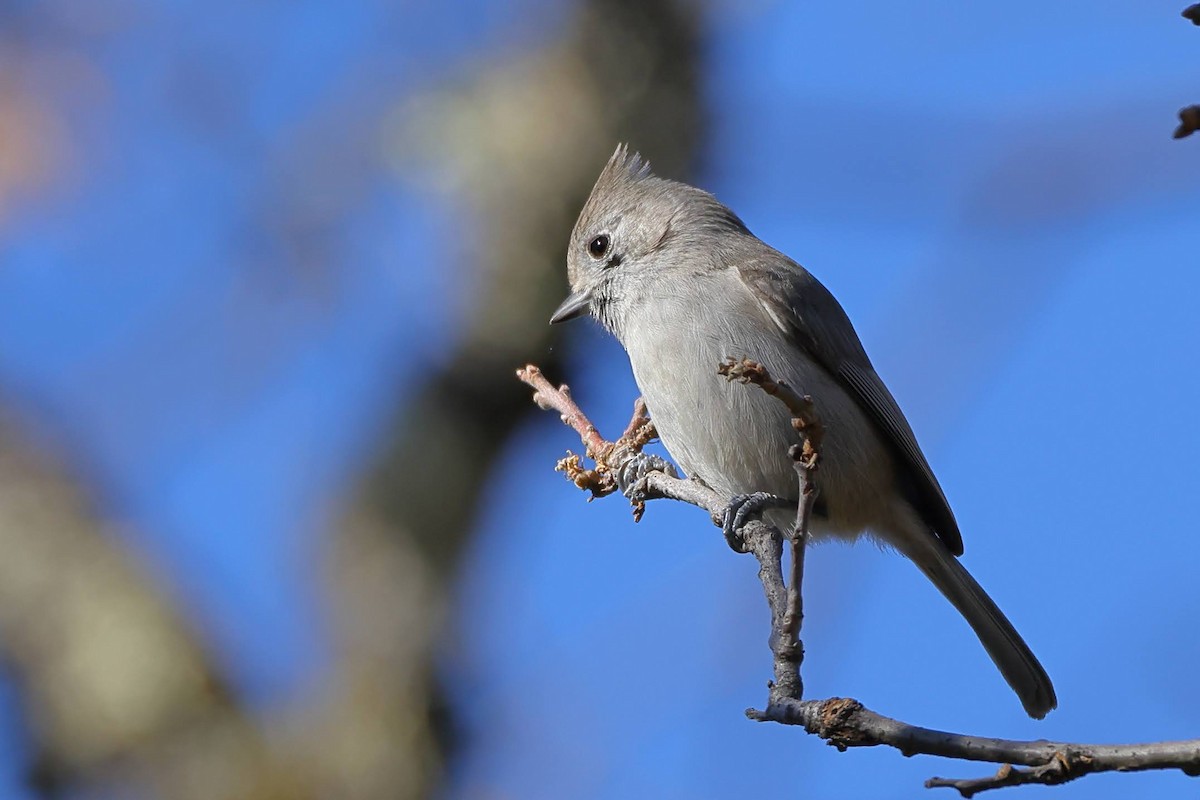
[624,320,897,539]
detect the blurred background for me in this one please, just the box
[0,0,1197,798]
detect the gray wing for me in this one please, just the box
[736,255,963,555]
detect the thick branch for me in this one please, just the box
[753,697,1200,796]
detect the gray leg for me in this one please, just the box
[615,451,679,498]
[721,492,789,552]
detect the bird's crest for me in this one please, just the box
[593,143,652,195]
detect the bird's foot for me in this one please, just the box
[615,451,678,500]
[721,492,788,552]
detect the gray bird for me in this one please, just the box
[550,144,1056,719]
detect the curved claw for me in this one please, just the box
[616,452,678,499]
[721,492,786,553]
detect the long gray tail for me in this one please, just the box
[900,533,1057,719]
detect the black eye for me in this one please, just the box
[588,234,610,259]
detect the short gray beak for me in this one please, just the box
[549,289,592,324]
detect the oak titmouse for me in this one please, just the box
[550,145,1056,719]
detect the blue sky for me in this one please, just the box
[3,1,1200,798]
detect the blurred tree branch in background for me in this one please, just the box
[303,0,706,797]
[0,416,306,800]
[0,0,704,797]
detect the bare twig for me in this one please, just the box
[778,494,808,701]
[717,358,816,424]
[780,441,812,674]
[518,365,612,465]
[926,758,1076,797]
[782,379,821,705]
[517,364,670,509]
[621,397,654,443]
[516,361,1200,794]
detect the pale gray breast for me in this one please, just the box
[617,270,898,537]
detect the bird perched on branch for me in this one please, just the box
[550,144,1056,719]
